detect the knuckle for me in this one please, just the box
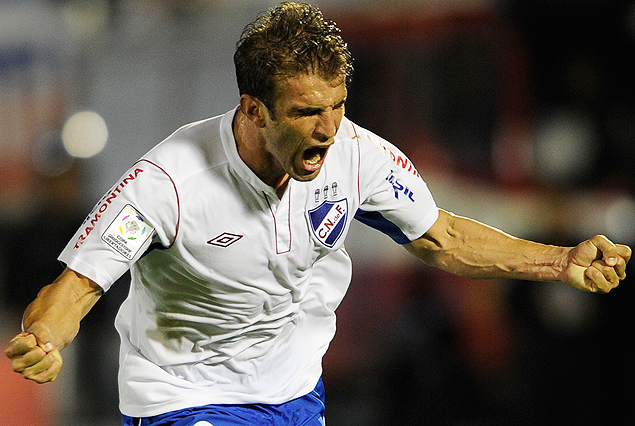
[32,375,49,384]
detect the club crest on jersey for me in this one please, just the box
[308,199,348,248]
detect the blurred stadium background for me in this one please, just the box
[1,0,633,425]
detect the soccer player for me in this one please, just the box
[5,2,631,426]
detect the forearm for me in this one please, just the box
[406,209,571,281]
[22,267,103,351]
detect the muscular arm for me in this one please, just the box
[5,267,102,383]
[405,209,630,293]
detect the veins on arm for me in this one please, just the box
[405,209,568,281]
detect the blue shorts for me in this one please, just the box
[122,378,326,426]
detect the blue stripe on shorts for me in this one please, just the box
[122,378,326,426]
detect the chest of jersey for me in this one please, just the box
[186,165,356,272]
[161,158,358,296]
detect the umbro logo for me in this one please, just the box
[207,233,243,247]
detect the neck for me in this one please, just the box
[232,108,289,196]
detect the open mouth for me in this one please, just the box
[303,146,328,169]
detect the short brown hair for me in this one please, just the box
[234,2,353,113]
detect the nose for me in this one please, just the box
[314,110,340,143]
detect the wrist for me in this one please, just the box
[548,246,573,283]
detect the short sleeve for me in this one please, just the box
[58,160,179,291]
[354,129,438,244]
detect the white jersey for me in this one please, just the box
[59,107,439,417]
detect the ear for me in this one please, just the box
[239,94,269,128]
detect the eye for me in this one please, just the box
[290,107,321,117]
[300,108,321,117]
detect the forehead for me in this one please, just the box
[274,72,347,108]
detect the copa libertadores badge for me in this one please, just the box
[102,204,154,260]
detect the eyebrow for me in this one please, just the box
[291,98,347,116]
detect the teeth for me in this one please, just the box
[305,152,321,165]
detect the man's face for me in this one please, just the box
[263,72,347,182]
